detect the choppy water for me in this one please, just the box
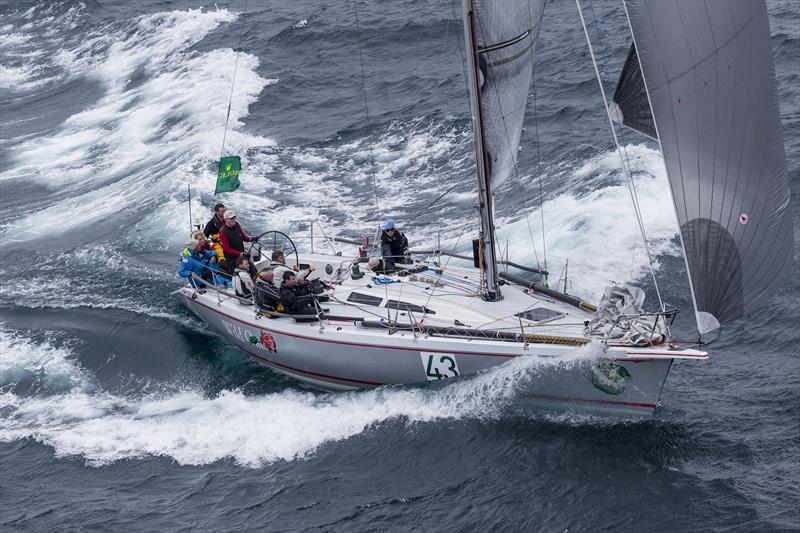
[1,0,798,530]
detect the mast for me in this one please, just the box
[462,0,501,301]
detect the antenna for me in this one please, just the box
[187,183,193,235]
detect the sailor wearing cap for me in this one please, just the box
[380,219,410,272]
[219,210,257,273]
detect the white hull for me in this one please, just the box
[176,253,707,417]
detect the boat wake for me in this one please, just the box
[0,325,607,468]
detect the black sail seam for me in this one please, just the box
[477,29,530,54]
[664,6,760,85]
[482,41,532,68]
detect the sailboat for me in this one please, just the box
[175,0,792,416]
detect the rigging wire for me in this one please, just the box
[219,0,249,161]
[414,1,455,189]
[423,219,472,311]
[576,0,664,311]
[528,2,548,280]
[350,0,382,233]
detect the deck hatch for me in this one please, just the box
[386,300,435,315]
[347,292,384,306]
[516,307,562,323]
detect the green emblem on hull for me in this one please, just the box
[590,363,632,395]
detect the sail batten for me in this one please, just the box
[624,0,792,333]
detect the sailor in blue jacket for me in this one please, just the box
[179,240,228,288]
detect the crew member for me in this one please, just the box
[280,271,317,315]
[219,211,257,273]
[367,256,387,273]
[254,269,283,311]
[380,219,410,271]
[269,250,312,288]
[232,256,255,299]
[203,203,226,237]
[179,239,218,288]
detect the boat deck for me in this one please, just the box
[255,254,597,343]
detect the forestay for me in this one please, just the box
[472,0,546,188]
[624,0,792,333]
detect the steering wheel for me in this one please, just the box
[247,230,299,267]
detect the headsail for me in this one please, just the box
[624,0,792,333]
[611,43,656,140]
[472,0,546,188]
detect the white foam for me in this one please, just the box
[0,329,599,467]
[0,4,87,92]
[0,8,274,242]
[494,144,681,298]
[0,327,86,390]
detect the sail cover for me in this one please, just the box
[473,0,545,188]
[625,0,792,333]
[611,43,656,139]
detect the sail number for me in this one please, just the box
[421,352,460,381]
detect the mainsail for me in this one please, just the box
[624,0,792,333]
[462,0,545,300]
[472,0,546,188]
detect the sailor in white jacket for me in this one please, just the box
[268,250,313,289]
[232,256,255,299]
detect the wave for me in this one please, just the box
[495,144,681,299]
[0,7,274,242]
[0,326,602,467]
[0,4,86,91]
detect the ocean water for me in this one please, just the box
[0,0,798,530]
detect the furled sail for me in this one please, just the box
[473,0,545,188]
[625,0,792,333]
[611,43,656,140]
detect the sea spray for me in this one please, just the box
[0,328,601,467]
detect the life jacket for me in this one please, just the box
[255,280,284,312]
[221,223,245,254]
[210,234,225,261]
[233,268,254,299]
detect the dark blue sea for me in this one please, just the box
[1,0,798,530]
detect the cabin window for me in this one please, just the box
[516,307,562,323]
[386,300,435,315]
[347,292,383,306]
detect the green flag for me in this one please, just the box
[215,155,241,194]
